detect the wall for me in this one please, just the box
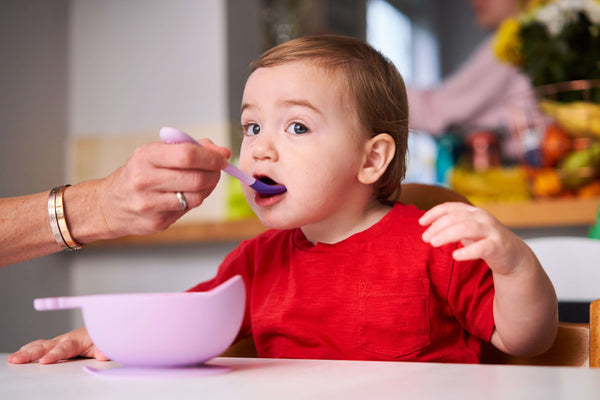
[434,0,485,78]
[69,0,228,135]
[0,0,72,352]
[387,0,486,81]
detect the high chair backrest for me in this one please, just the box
[592,300,600,367]
[504,236,600,367]
[482,300,600,367]
[397,183,471,210]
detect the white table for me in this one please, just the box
[2,353,600,400]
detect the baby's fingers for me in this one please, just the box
[419,202,474,226]
[423,220,479,247]
[452,239,494,261]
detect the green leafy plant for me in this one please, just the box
[494,0,600,102]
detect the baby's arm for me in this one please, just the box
[419,202,558,357]
[7,327,108,364]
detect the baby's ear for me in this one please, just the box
[358,133,395,185]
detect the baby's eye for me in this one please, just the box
[243,123,261,136]
[286,122,309,135]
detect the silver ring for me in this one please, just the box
[176,192,188,211]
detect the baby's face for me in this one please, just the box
[239,61,370,233]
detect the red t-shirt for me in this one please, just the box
[189,202,495,363]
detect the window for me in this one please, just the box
[366,0,439,86]
[367,0,441,183]
[366,0,413,83]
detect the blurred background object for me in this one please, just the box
[493,1,600,201]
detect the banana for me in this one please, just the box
[450,167,531,203]
[539,101,600,138]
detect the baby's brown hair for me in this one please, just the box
[250,35,409,204]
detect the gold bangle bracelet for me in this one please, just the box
[55,185,84,250]
[48,186,69,250]
[53,185,84,251]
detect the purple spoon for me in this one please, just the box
[160,126,287,195]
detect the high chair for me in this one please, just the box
[221,183,600,367]
[481,302,599,367]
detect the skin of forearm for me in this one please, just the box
[0,193,62,266]
[491,255,559,356]
[0,180,111,267]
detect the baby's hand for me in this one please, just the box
[7,327,108,365]
[419,202,529,276]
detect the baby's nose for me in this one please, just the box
[252,133,278,161]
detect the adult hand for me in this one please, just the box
[67,139,231,243]
[7,327,106,365]
[0,139,230,266]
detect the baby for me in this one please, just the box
[9,35,557,365]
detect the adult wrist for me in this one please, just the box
[48,185,84,251]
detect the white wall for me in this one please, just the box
[69,0,228,135]
[0,0,72,352]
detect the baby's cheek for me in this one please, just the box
[240,186,255,206]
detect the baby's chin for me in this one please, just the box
[254,212,303,231]
[259,218,300,231]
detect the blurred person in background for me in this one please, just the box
[407,0,543,136]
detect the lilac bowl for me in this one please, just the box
[33,275,245,368]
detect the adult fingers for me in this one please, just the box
[110,144,225,195]
[197,138,232,159]
[141,167,223,194]
[92,347,110,361]
[143,142,230,171]
[39,328,103,364]
[7,339,58,364]
[38,338,87,365]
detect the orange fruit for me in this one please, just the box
[531,168,563,197]
[541,124,571,168]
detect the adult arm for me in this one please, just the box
[0,139,230,267]
[407,37,536,135]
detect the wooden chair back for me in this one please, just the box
[482,299,599,367]
[592,299,600,367]
[397,183,470,210]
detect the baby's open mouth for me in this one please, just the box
[257,176,278,186]
[253,175,286,197]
